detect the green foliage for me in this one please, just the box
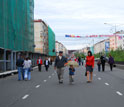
[74,53,85,58]
[94,53,101,58]
[106,49,124,61]
[94,49,124,61]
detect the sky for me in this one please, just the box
[34,0,124,50]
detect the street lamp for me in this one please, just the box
[104,23,124,50]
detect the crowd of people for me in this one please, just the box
[16,55,52,81]
[97,54,115,72]
[16,56,32,81]
[54,51,115,84]
[16,51,115,84]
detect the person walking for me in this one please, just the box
[100,55,106,72]
[108,54,115,71]
[54,51,67,84]
[23,57,31,81]
[97,58,101,72]
[85,51,94,83]
[37,57,43,72]
[78,57,81,66]
[69,65,75,84]
[81,57,84,66]
[48,57,51,65]
[28,57,32,80]
[44,57,50,71]
[16,55,24,81]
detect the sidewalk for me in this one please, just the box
[0,66,38,78]
[105,63,124,70]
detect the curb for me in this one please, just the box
[0,66,38,78]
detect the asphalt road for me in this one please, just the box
[0,64,124,107]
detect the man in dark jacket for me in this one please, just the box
[16,55,24,81]
[44,57,50,71]
[100,55,106,72]
[54,51,67,84]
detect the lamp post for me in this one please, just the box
[104,23,124,50]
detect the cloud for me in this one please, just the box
[34,0,124,50]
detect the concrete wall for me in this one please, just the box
[34,21,48,54]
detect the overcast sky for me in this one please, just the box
[34,0,124,50]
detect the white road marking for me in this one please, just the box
[52,73,54,76]
[116,91,123,96]
[98,77,101,80]
[44,80,47,82]
[36,85,40,88]
[105,83,109,86]
[22,94,29,100]
[49,76,51,78]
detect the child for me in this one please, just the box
[69,65,75,84]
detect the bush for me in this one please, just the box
[94,49,124,62]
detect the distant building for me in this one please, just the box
[56,41,68,56]
[94,39,109,54]
[34,19,48,54]
[82,47,90,55]
[109,36,117,51]
[115,30,124,50]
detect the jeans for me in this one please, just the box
[17,67,23,80]
[45,65,49,71]
[38,64,41,71]
[102,63,105,71]
[79,62,81,66]
[69,75,74,83]
[98,65,101,72]
[110,64,113,71]
[24,68,31,80]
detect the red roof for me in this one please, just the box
[34,19,42,22]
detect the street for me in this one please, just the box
[0,64,124,107]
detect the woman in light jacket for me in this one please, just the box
[23,57,31,80]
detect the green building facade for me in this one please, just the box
[0,0,34,52]
[90,46,94,54]
[0,0,37,72]
[48,26,56,56]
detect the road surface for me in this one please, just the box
[0,65,124,107]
